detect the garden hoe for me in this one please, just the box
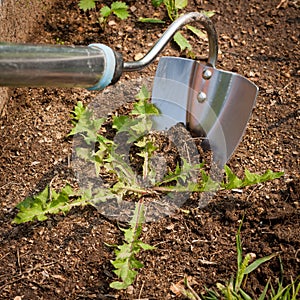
[0,12,258,166]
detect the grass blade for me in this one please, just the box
[244,253,277,274]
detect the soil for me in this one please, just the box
[0,0,299,299]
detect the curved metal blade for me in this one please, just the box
[151,57,258,166]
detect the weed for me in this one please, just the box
[99,1,129,26]
[78,0,129,28]
[139,0,215,55]
[177,220,300,300]
[13,86,284,290]
[108,201,155,290]
[12,185,91,224]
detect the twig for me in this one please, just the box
[48,175,58,202]
[0,277,24,292]
[138,281,145,300]
[16,248,22,275]
[276,0,288,9]
[0,261,57,290]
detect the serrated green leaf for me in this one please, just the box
[223,165,243,189]
[137,241,156,250]
[69,102,105,145]
[259,169,284,183]
[131,101,160,116]
[78,0,96,11]
[111,1,129,20]
[112,115,130,131]
[13,185,89,224]
[130,257,144,269]
[114,244,132,260]
[200,170,220,192]
[100,5,111,18]
[135,85,151,102]
[138,17,165,23]
[173,32,192,51]
[109,202,154,290]
[130,118,152,136]
[70,101,85,121]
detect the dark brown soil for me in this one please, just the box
[0,0,299,299]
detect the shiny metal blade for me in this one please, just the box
[151,57,258,165]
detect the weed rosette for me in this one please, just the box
[70,79,225,223]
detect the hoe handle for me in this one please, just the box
[0,43,123,90]
[123,12,218,71]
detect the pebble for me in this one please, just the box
[130,5,137,12]
[126,285,134,295]
[249,71,255,77]
[134,52,144,61]
[108,20,116,27]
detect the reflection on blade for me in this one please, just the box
[151,57,258,166]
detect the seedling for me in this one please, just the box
[99,1,129,26]
[140,0,215,55]
[78,0,129,28]
[197,220,300,300]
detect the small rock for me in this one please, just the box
[134,52,144,61]
[130,5,137,12]
[126,285,134,294]
[249,71,255,77]
[108,20,116,27]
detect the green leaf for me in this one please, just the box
[100,5,111,18]
[70,101,85,122]
[223,165,243,189]
[110,281,130,290]
[258,279,271,300]
[175,0,187,9]
[135,85,150,102]
[112,115,130,131]
[244,253,277,274]
[69,102,105,145]
[137,241,156,250]
[186,25,207,38]
[131,99,160,116]
[151,0,163,7]
[109,202,154,290]
[111,1,129,20]
[13,185,89,224]
[239,288,252,300]
[78,0,96,11]
[138,17,165,23]
[173,32,192,51]
[201,10,216,18]
[199,169,220,192]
